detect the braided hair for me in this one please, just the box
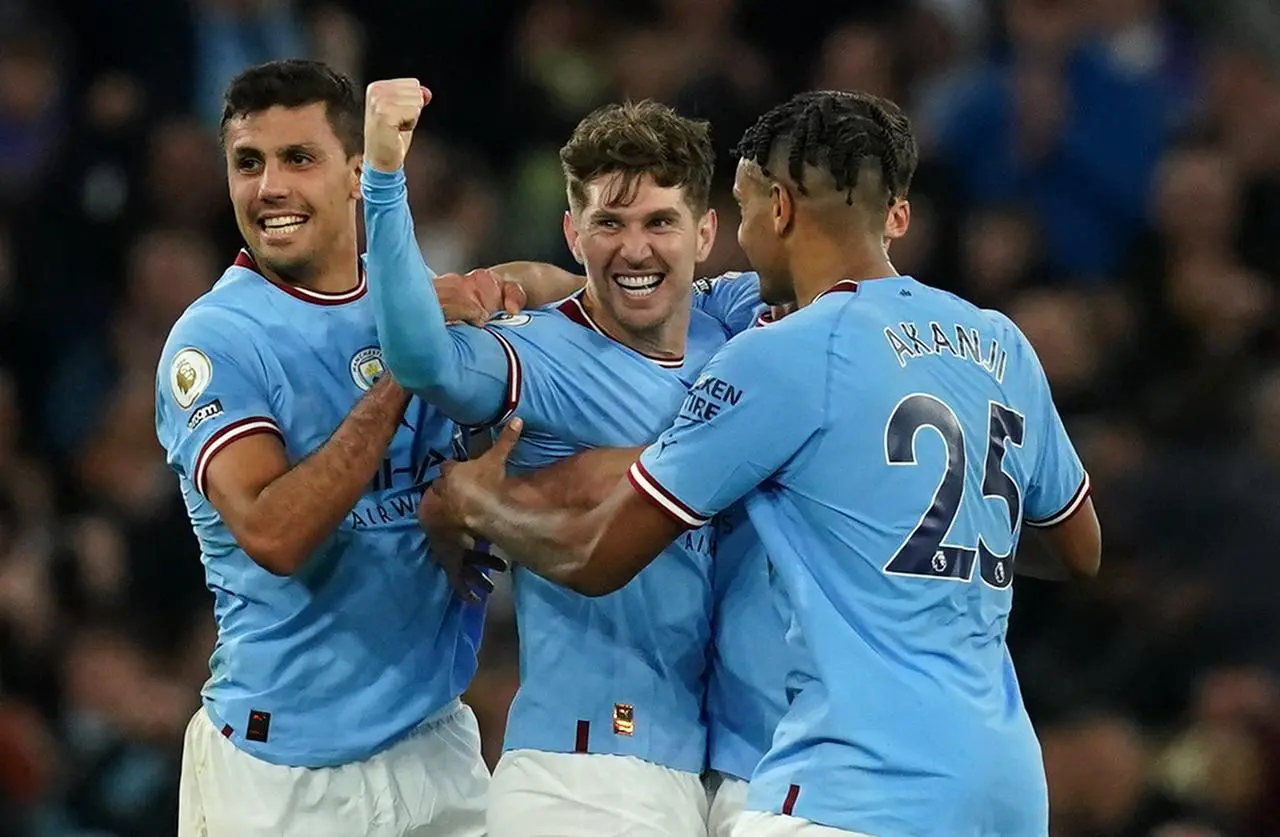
[734,90,918,207]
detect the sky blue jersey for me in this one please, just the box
[363,165,761,773]
[694,273,793,782]
[154,250,484,768]
[629,275,1089,835]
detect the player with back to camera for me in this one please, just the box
[443,106,906,837]
[154,59,580,837]
[361,77,780,836]
[422,89,1103,837]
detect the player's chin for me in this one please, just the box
[254,241,314,276]
[758,275,795,307]
[615,276,679,308]
[618,302,677,335]
[254,228,308,252]
[615,283,674,319]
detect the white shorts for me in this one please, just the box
[733,811,875,837]
[178,700,489,837]
[487,748,708,837]
[706,772,750,837]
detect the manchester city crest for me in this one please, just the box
[349,346,386,391]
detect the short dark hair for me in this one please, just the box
[734,90,918,207]
[560,100,715,214]
[219,59,363,157]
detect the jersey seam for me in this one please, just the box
[193,416,284,496]
[1025,472,1091,527]
[478,326,523,427]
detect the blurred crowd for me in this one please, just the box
[0,0,1278,834]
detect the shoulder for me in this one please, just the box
[481,308,565,347]
[476,310,575,385]
[159,291,273,400]
[486,305,600,349]
[714,317,818,374]
[908,280,1013,337]
[692,269,760,296]
[483,310,542,331]
[164,292,265,359]
[789,282,869,341]
[687,307,731,338]
[172,253,303,337]
[975,305,1038,363]
[977,306,1024,340]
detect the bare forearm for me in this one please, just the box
[505,446,644,510]
[463,487,596,585]
[490,261,584,307]
[248,377,409,572]
[476,446,643,584]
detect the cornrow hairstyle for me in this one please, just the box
[734,90,919,207]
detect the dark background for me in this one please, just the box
[0,0,1278,834]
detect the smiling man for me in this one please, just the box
[361,83,767,836]
[422,90,1103,837]
[155,60,580,837]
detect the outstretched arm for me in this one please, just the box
[483,263,769,335]
[423,327,824,595]
[491,262,584,307]
[419,440,644,596]
[361,79,512,426]
[432,264,585,327]
[504,445,644,511]
[422,422,682,595]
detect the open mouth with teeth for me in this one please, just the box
[613,272,665,297]
[258,214,309,237]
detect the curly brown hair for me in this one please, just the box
[560,100,715,215]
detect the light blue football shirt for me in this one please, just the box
[155,250,483,768]
[364,165,748,773]
[692,272,793,783]
[630,275,1089,835]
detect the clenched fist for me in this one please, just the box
[364,79,432,173]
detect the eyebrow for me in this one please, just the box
[232,142,322,159]
[589,208,682,223]
[278,143,321,156]
[645,208,681,222]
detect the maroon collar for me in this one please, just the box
[754,279,859,327]
[555,291,685,368]
[813,278,860,301]
[233,249,367,306]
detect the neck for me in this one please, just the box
[791,234,898,308]
[260,237,361,295]
[581,285,691,359]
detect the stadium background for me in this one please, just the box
[0,0,1278,833]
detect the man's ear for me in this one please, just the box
[563,211,585,265]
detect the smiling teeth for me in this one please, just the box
[614,274,662,289]
[262,215,307,234]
